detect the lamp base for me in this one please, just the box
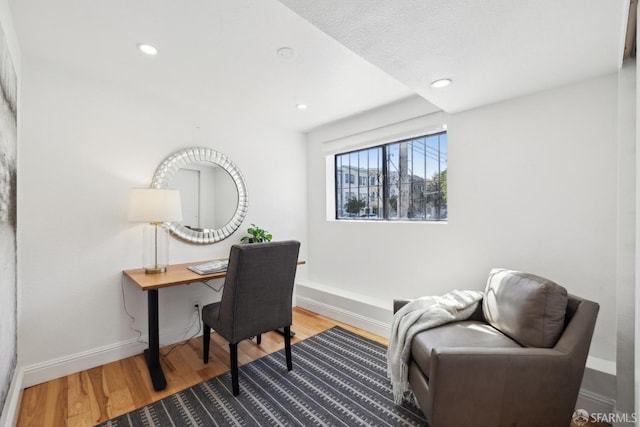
[141,223,170,274]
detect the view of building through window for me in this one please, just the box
[335,132,447,221]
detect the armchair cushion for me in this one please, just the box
[482,268,568,348]
[410,320,521,377]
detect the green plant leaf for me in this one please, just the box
[242,224,272,243]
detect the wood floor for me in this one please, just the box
[16,307,608,427]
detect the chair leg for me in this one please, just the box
[284,326,292,371]
[203,323,211,364]
[256,334,261,345]
[230,342,239,396]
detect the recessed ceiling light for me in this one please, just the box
[137,43,158,56]
[430,78,452,88]
[276,47,295,60]
[296,103,308,110]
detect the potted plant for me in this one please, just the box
[240,224,272,243]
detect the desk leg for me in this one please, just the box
[145,289,167,391]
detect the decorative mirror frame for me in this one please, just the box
[151,147,248,244]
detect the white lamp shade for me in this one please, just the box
[128,188,183,222]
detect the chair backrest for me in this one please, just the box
[217,240,301,343]
[482,268,569,348]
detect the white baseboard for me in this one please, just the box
[296,295,391,338]
[0,321,199,426]
[575,388,616,417]
[21,324,198,389]
[0,368,23,427]
[21,338,146,389]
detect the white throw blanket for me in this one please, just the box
[387,289,484,404]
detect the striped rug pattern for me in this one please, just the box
[98,327,427,426]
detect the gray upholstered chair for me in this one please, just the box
[201,240,301,396]
[394,268,599,427]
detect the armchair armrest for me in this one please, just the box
[424,347,574,427]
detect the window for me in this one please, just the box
[335,132,447,221]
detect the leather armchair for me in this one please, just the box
[394,269,599,427]
[202,240,301,396]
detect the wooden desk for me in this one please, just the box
[124,261,230,290]
[123,259,305,391]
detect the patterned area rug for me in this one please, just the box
[97,326,427,426]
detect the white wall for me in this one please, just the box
[16,55,308,383]
[304,74,619,365]
[636,25,640,421]
[615,58,636,417]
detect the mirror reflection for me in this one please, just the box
[173,162,239,231]
[151,147,248,245]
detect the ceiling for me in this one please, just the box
[10,0,630,133]
[278,0,630,113]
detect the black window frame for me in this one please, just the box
[334,131,447,221]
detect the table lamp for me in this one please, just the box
[128,188,183,273]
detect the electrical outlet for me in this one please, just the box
[191,301,201,313]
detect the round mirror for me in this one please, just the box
[151,147,248,244]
